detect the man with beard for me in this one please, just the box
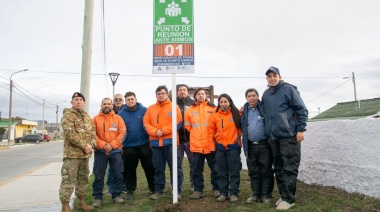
[92,98,126,208]
[176,84,195,192]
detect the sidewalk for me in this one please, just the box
[0,145,94,212]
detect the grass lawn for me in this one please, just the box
[75,160,380,212]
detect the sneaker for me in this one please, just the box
[189,191,205,199]
[246,196,260,204]
[276,198,283,206]
[92,199,103,208]
[276,201,295,210]
[125,191,133,200]
[262,197,273,204]
[191,186,195,192]
[178,193,182,200]
[149,192,163,200]
[216,195,227,202]
[213,190,221,198]
[230,195,238,203]
[112,196,125,204]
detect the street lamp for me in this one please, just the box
[55,101,67,140]
[8,69,28,147]
[109,72,120,97]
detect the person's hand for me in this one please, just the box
[156,129,164,137]
[85,144,93,154]
[104,143,113,152]
[296,132,304,142]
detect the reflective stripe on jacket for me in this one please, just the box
[92,110,126,155]
[208,108,242,150]
[143,98,182,147]
[184,100,216,154]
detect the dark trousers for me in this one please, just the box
[192,152,219,193]
[178,142,194,189]
[247,140,274,198]
[215,148,242,196]
[92,150,124,199]
[122,142,155,193]
[152,145,182,193]
[269,137,301,204]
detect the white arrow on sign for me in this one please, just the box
[181,17,190,24]
[157,17,165,25]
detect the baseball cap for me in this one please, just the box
[265,66,280,75]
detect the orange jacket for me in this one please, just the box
[92,110,126,154]
[143,98,182,147]
[184,100,216,154]
[208,108,242,150]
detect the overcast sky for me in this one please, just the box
[1,0,380,123]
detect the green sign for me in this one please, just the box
[153,0,194,74]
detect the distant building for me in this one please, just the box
[311,97,380,121]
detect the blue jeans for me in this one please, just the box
[215,148,242,196]
[192,152,218,193]
[92,150,124,199]
[178,142,194,189]
[152,145,182,193]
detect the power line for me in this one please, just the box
[306,79,352,103]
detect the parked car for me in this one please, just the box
[38,133,51,142]
[14,134,44,144]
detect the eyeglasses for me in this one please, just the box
[114,98,123,101]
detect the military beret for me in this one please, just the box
[72,92,85,101]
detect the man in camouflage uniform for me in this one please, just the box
[59,92,96,212]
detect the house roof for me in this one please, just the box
[0,120,18,127]
[311,97,380,121]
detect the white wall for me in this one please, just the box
[299,118,380,198]
[241,118,380,198]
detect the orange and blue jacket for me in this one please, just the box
[184,100,216,154]
[208,108,242,151]
[143,98,182,147]
[92,110,126,155]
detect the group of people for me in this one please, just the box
[58,66,308,212]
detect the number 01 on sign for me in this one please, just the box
[153,0,194,74]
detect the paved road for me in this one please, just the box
[0,141,62,186]
[0,141,94,211]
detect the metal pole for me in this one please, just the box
[171,73,178,203]
[7,69,28,147]
[42,99,45,137]
[352,72,357,101]
[56,105,58,141]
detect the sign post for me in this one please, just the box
[153,0,194,74]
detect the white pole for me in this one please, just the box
[81,0,94,113]
[171,73,178,203]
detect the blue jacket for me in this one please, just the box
[262,80,308,140]
[118,102,150,147]
[241,101,268,156]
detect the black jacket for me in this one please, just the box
[177,96,194,143]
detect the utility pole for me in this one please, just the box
[352,72,357,101]
[8,69,28,147]
[81,0,94,113]
[42,99,45,136]
[56,105,58,140]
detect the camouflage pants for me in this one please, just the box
[59,158,90,202]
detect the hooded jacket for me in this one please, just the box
[143,98,182,147]
[184,100,216,154]
[262,80,308,140]
[92,110,126,155]
[61,107,96,159]
[177,96,194,143]
[208,108,242,151]
[118,102,150,147]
